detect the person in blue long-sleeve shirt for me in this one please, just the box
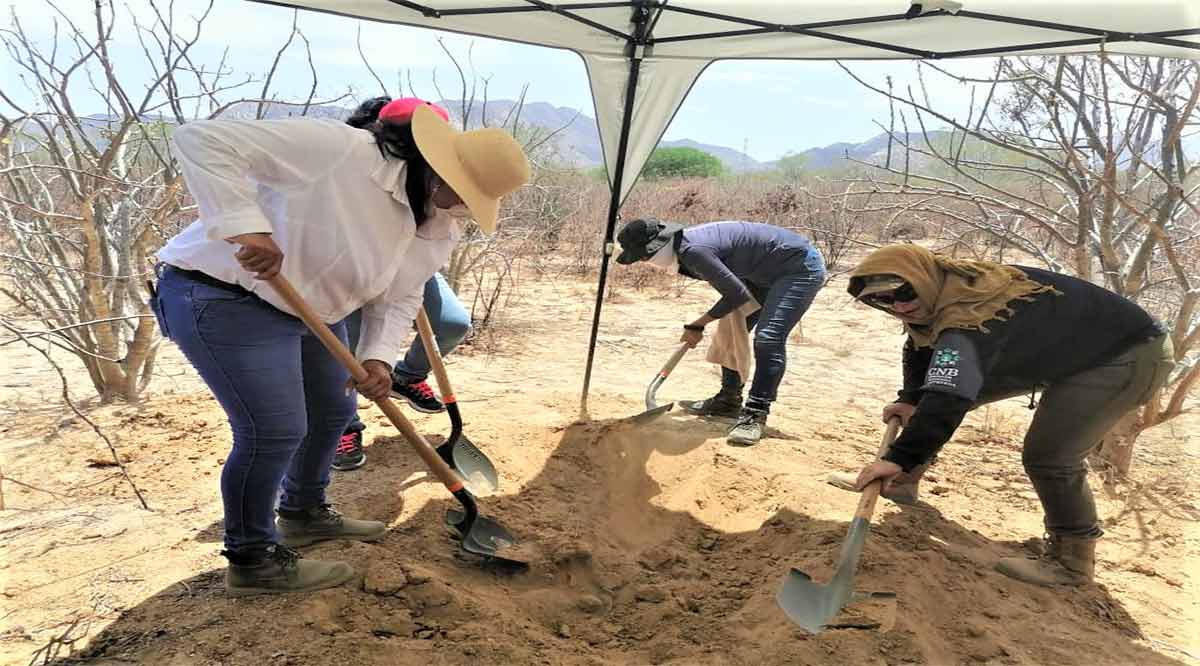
[616,218,825,445]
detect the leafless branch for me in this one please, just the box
[0,318,149,509]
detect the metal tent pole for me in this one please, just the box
[578,1,655,418]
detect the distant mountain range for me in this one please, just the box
[32,99,1195,174]
[424,99,945,173]
[58,99,921,173]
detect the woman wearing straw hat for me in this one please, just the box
[332,97,476,473]
[840,244,1173,587]
[151,99,529,596]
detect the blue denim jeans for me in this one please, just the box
[343,272,470,432]
[743,257,826,405]
[153,266,355,554]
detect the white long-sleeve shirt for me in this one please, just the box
[157,117,458,366]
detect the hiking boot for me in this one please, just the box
[683,367,743,418]
[727,406,768,446]
[276,504,386,547]
[995,533,1097,587]
[681,391,743,417]
[224,544,354,597]
[331,430,365,472]
[391,378,445,413]
[826,462,930,505]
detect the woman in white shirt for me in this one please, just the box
[151,100,529,596]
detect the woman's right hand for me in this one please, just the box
[348,359,394,401]
[882,401,916,426]
[228,233,283,279]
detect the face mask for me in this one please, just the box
[645,244,678,272]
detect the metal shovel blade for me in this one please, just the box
[777,516,871,634]
[449,433,499,495]
[445,508,527,566]
[630,401,674,424]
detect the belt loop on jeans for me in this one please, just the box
[146,261,167,298]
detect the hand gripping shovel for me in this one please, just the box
[777,417,902,633]
[631,342,692,423]
[415,307,499,495]
[267,276,523,565]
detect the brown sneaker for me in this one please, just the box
[995,533,1097,587]
[225,544,354,597]
[276,504,386,547]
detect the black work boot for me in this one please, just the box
[224,544,354,597]
[727,402,769,446]
[682,367,744,418]
[276,503,386,547]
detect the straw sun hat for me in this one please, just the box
[410,104,531,233]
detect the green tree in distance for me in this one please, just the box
[642,146,725,179]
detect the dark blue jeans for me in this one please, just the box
[744,261,825,405]
[153,266,355,554]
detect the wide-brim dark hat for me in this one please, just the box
[615,217,684,265]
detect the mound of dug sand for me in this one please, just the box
[50,413,1175,666]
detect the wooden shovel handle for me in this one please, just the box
[659,341,692,378]
[416,307,454,400]
[853,417,903,521]
[267,276,465,492]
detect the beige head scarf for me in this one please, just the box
[848,245,1061,348]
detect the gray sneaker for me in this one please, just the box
[225,544,354,597]
[276,504,387,547]
[727,407,767,446]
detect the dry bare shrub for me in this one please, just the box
[0,2,344,401]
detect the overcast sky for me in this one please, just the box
[3,0,1000,162]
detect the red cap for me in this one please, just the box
[378,97,449,123]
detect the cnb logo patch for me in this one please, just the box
[934,349,961,366]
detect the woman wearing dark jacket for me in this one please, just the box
[844,244,1174,587]
[616,218,826,445]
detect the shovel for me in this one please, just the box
[415,307,499,495]
[631,342,692,423]
[267,275,523,565]
[777,416,902,633]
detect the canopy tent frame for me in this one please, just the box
[248,0,1199,415]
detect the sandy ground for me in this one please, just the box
[1,271,1198,665]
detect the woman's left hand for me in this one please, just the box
[854,460,903,492]
[348,359,393,401]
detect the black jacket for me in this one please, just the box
[885,266,1162,471]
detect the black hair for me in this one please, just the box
[345,96,389,130]
[345,97,435,224]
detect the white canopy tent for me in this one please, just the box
[249,0,1199,411]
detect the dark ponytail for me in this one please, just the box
[345,97,435,224]
[345,96,389,129]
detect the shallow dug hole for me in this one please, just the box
[43,416,1180,666]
